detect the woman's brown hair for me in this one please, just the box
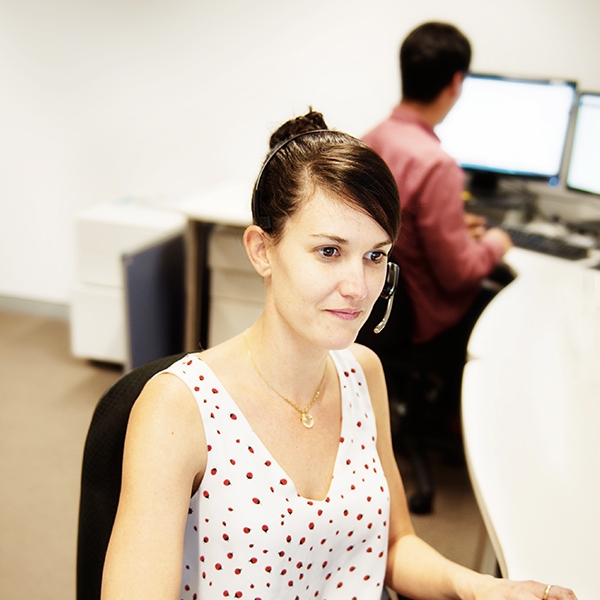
[252,110,400,244]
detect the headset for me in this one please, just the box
[252,129,329,231]
[374,262,399,334]
[252,128,399,334]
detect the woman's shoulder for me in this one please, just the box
[346,342,384,377]
[346,343,388,410]
[127,354,209,446]
[131,369,199,429]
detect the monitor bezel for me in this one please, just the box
[566,91,600,197]
[437,72,578,186]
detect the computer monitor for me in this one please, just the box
[566,93,600,197]
[435,73,577,191]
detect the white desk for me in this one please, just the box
[462,248,600,598]
[177,183,254,350]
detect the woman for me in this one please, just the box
[102,111,575,600]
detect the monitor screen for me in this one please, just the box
[435,73,576,185]
[566,93,600,196]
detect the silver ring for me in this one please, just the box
[542,584,553,600]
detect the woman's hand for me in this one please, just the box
[468,576,578,600]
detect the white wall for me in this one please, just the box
[1,0,599,305]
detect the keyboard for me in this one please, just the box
[502,224,590,261]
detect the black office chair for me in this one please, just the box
[357,275,452,515]
[76,352,187,600]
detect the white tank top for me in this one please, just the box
[162,349,390,600]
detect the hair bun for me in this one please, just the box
[269,109,329,149]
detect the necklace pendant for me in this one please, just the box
[301,412,315,429]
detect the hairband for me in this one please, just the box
[251,129,329,230]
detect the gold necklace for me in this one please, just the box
[243,331,328,429]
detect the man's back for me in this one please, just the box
[364,105,503,343]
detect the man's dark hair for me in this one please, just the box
[400,22,471,103]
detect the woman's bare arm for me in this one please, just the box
[101,373,207,600]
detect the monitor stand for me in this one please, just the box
[470,171,500,194]
[465,172,537,224]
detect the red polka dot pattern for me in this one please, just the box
[162,350,390,599]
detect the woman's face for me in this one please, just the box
[264,189,393,351]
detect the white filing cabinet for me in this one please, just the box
[70,200,186,363]
[207,225,265,347]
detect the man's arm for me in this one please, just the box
[418,161,511,291]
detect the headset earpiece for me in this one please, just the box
[380,262,399,300]
[374,262,399,334]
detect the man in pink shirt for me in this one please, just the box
[364,22,512,346]
[360,22,513,437]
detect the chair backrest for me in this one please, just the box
[76,352,187,600]
[357,270,444,404]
